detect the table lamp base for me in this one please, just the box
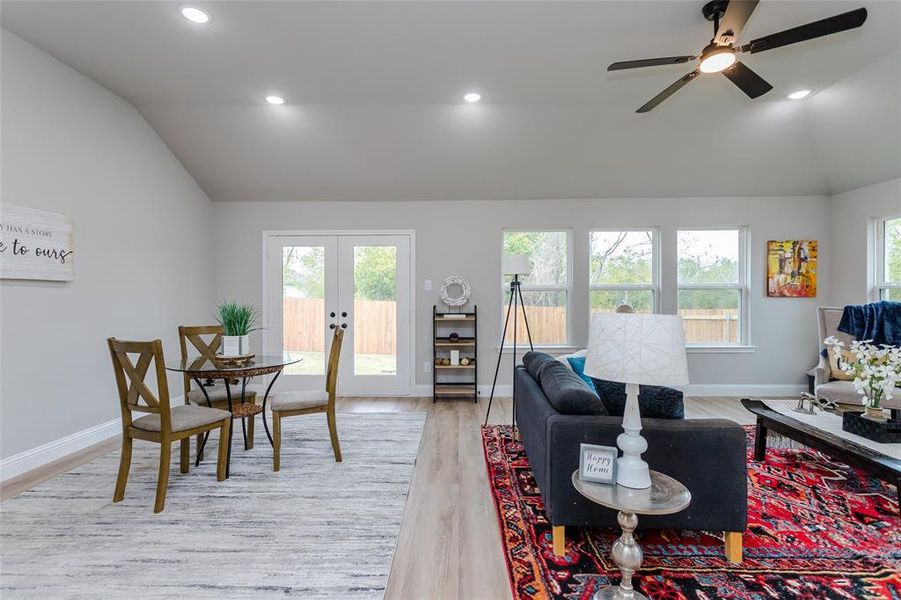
[615,382,652,489]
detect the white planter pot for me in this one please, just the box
[222,335,250,357]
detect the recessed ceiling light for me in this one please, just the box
[787,89,811,100]
[265,95,286,105]
[178,5,211,24]
[463,92,481,103]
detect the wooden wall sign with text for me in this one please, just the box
[0,204,74,281]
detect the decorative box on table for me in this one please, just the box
[841,412,901,444]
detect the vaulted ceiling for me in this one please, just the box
[3,1,899,202]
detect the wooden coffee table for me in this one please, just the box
[742,399,901,489]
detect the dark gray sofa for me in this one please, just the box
[514,364,748,562]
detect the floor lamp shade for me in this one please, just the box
[584,313,689,489]
[502,254,532,276]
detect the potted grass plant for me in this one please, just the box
[217,301,259,357]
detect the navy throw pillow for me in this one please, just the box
[591,378,684,419]
[522,351,558,380]
[539,360,608,416]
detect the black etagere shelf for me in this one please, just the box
[432,305,478,403]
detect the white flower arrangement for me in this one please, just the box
[823,336,901,410]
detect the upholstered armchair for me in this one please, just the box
[813,306,901,418]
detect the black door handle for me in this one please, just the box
[329,323,337,329]
[341,323,348,329]
[330,312,336,318]
[341,311,348,318]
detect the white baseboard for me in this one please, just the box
[0,417,121,482]
[0,396,190,484]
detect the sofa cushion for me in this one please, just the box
[538,360,608,416]
[523,351,558,380]
[591,378,684,419]
[566,356,598,393]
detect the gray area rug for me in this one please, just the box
[1,412,426,599]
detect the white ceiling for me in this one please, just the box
[2,1,899,202]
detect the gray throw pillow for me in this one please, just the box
[538,360,608,416]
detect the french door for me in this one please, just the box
[264,233,412,396]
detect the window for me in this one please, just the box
[589,229,658,314]
[677,228,748,345]
[502,230,571,346]
[876,216,901,301]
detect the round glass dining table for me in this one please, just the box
[165,354,301,477]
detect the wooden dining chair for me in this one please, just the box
[270,327,344,471]
[108,338,231,513]
[178,325,257,460]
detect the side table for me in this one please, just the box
[571,470,691,600]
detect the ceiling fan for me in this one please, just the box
[609,0,867,113]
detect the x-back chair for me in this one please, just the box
[178,325,258,461]
[108,337,231,513]
[270,327,344,471]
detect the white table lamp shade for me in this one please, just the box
[584,312,689,386]
[502,254,532,276]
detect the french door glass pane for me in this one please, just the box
[353,245,397,376]
[590,289,654,314]
[282,246,326,375]
[503,289,567,345]
[678,289,740,344]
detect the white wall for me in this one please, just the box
[214,195,831,393]
[0,31,214,462]
[828,178,901,306]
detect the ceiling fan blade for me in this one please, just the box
[608,56,696,71]
[740,7,867,54]
[722,61,773,98]
[636,70,700,113]
[715,0,760,45]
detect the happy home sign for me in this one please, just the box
[0,204,74,281]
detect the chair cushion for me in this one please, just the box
[271,390,329,412]
[133,405,230,433]
[537,360,607,416]
[187,385,256,406]
[522,351,558,380]
[591,378,685,419]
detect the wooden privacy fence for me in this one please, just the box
[283,297,397,355]
[285,298,737,353]
[504,306,739,344]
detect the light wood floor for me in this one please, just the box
[1,395,757,599]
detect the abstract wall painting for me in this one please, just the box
[767,240,817,298]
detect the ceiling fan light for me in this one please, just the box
[699,47,737,73]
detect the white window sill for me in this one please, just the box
[685,345,756,354]
[496,345,579,355]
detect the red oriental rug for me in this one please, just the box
[481,424,900,599]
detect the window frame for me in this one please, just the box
[587,227,660,315]
[873,214,901,301]
[500,228,574,348]
[676,225,750,347]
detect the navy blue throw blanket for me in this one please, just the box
[837,301,901,346]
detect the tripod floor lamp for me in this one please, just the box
[484,254,533,427]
